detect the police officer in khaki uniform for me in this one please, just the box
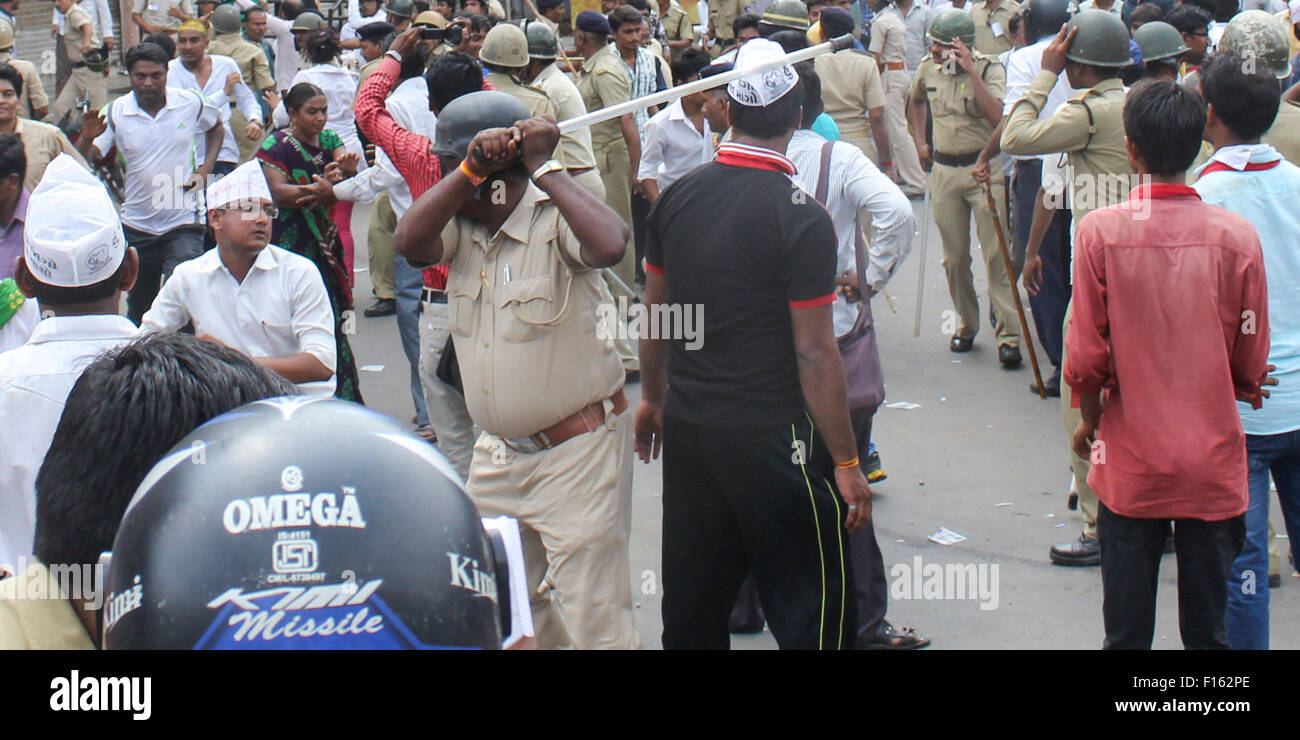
[1000,10,1133,567]
[709,0,741,54]
[657,0,698,63]
[0,20,48,120]
[909,11,1021,364]
[480,24,559,120]
[522,20,605,200]
[209,4,276,162]
[816,6,894,179]
[868,0,926,195]
[970,0,1022,56]
[48,0,106,126]
[395,91,638,650]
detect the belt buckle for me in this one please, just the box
[501,434,548,454]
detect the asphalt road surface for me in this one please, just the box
[344,198,1299,650]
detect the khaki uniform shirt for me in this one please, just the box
[579,44,631,153]
[0,560,97,649]
[867,9,908,65]
[709,0,740,41]
[970,0,1020,57]
[911,52,1005,155]
[534,62,598,170]
[1262,99,1300,168]
[437,182,625,438]
[15,118,87,192]
[61,6,100,65]
[131,0,193,33]
[0,54,49,119]
[486,71,558,120]
[815,50,887,143]
[357,56,383,87]
[1001,71,1131,223]
[209,32,276,92]
[660,1,697,61]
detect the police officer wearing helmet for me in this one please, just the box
[102,397,522,650]
[387,0,416,31]
[759,0,810,35]
[290,10,325,67]
[908,10,1022,366]
[1001,8,1135,568]
[1219,9,1300,167]
[1133,20,1187,81]
[519,19,605,200]
[210,4,277,162]
[393,93,639,650]
[479,23,559,122]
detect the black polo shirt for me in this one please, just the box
[645,143,838,426]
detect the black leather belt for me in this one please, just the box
[421,287,447,304]
[933,150,982,168]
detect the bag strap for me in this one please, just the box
[814,141,873,334]
[815,140,833,204]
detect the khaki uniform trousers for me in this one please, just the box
[931,162,1019,348]
[416,301,476,479]
[466,406,639,650]
[884,68,925,194]
[231,108,261,163]
[366,193,398,301]
[590,149,640,372]
[49,66,107,124]
[1060,299,1098,538]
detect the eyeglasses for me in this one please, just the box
[220,202,279,219]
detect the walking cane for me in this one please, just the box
[912,180,930,337]
[982,180,1046,398]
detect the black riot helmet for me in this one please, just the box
[432,90,532,162]
[1023,0,1072,45]
[102,397,508,650]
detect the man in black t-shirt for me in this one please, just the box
[635,39,872,650]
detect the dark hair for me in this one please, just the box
[0,132,25,185]
[33,333,297,570]
[398,42,427,78]
[127,41,171,70]
[426,51,484,112]
[414,0,430,11]
[733,12,761,38]
[729,77,804,138]
[1008,10,1023,38]
[281,0,304,19]
[305,27,340,64]
[1123,79,1206,175]
[797,61,822,128]
[26,254,124,306]
[1129,2,1164,28]
[1166,5,1210,34]
[284,81,326,111]
[468,12,493,32]
[0,63,22,97]
[671,46,711,83]
[608,5,642,32]
[1179,0,1215,15]
[1201,52,1282,141]
[769,29,809,53]
[243,6,266,19]
[626,0,650,11]
[804,0,828,8]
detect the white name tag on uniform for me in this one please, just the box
[991,21,1005,37]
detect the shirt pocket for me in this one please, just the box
[449,279,481,338]
[496,275,557,344]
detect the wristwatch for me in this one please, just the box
[385,49,402,63]
[530,159,564,183]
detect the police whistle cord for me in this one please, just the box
[556,34,857,135]
[913,180,931,337]
[982,180,1046,399]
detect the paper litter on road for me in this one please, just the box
[995,502,1013,508]
[928,526,967,545]
[360,364,385,372]
[354,267,369,273]
[1045,513,1055,518]
[1054,523,1067,528]
[885,401,921,410]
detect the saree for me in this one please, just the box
[256,128,364,403]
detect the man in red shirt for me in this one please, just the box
[1065,80,1273,650]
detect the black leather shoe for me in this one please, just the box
[998,344,1022,367]
[1050,534,1101,566]
[364,298,396,317]
[950,335,974,353]
[1030,376,1061,397]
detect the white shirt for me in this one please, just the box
[141,245,338,396]
[235,0,299,91]
[1077,0,1122,16]
[0,298,39,353]
[333,76,437,218]
[1003,36,1076,161]
[0,314,139,569]
[273,63,365,163]
[931,1,971,14]
[637,99,712,191]
[882,3,935,72]
[342,0,383,41]
[53,0,114,42]
[168,55,263,166]
[92,88,222,235]
[786,129,916,336]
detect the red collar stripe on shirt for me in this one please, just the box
[1129,183,1201,201]
[715,142,797,175]
[1198,159,1282,177]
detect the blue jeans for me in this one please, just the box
[394,255,428,427]
[1227,429,1300,649]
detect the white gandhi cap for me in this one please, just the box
[206,160,273,210]
[727,38,799,108]
[23,154,126,288]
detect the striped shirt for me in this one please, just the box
[786,129,915,336]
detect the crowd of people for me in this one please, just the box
[0,0,1296,650]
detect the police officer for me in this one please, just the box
[479,24,559,121]
[394,92,639,650]
[521,20,605,200]
[1133,20,1187,81]
[387,0,416,31]
[657,0,698,63]
[970,0,1022,56]
[869,0,928,196]
[815,6,895,179]
[210,4,277,162]
[1001,9,1133,567]
[47,0,106,127]
[758,0,809,36]
[1219,10,1300,167]
[0,20,48,120]
[908,10,1021,365]
[709,0,742,54]
[290,11,326,69]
